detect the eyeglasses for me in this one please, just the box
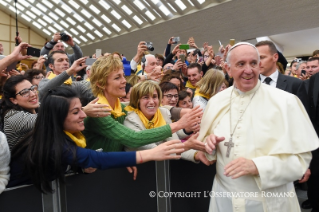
[16,85,38,97]
[163,94,179,99]
[165,66,173,70]
[33,75,44,80]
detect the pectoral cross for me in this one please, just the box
[224,137,234,157]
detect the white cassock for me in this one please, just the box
[198,80,319,212]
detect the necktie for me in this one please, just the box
[264,77,272,85]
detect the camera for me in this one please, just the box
[43,54,48,60]
[172,37,180,44]
[193,49,201,56]
[60,32,70,42]
[145,42,154,51]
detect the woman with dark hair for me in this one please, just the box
[1,75,39,150]
[24,69,46,86]
[161,73,184,91]
[159,82,179,107]
[8,87,185,192]
[177,90,193,109]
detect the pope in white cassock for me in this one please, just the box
[199,42,319,212]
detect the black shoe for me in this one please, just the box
[302,199,312,209]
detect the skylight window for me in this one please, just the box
[43,15,53,23]
[168,3,177,12]
[63,43,68,48]
[111,10,121,19]
[84,22,94,30]
[32,22,42,29]
[99,0,110,10]
[81,9,92,18]
[153,9,162,18]
[77,25,86,33]
[145,11,155,20]
[133,15,143,25]
[143,0,150,7]
[159,5,170,16]
[103,27,112,35]
[122,5,132,15]
[66,17,76,25]
[112,24,121,32]
[73,38,81,44]
[36,3,47,12]
[134,0,145,10]
[92,18,102,27]
[21,14,31,22]
[0,2,7,6]
[69,0,80,9]
[60,21,69,28]
[49,12,59,21]
[73,14,84,22]
[94,30,103,38]
[42,0,53,8]
[26,11,36,19]
[113,0,121,5]
[9,6,20,14]
[31,7,41,15]
[122,20,131,28]
[151,0,159,4]
[89,5,100,14]
[197,0,205,4]
[80,0,88,4]
[22,1,30,7]
[80,36,88,42]
[27,0,35,3]
[55,8,65,17]
[48,26,57,33]
[61,4,73,13]
[175,0,186,10]
[16,4,25,11]
[87,33,95,40]
[43,29,51,35]
[101,15,111,23]
[54,23,63,31]
[70,28,79,35]
[187,0,194,6]
[38,19,47,26]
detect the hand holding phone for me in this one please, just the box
[179,54,186,63]
[27,47,41,57]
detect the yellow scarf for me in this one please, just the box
[97,94,126,118]
[64,131,86,148]
[194,88,210,100]
[86,78,90,82]
[125,105,166,129]
[185,80,197,89]
[48,72,73,85]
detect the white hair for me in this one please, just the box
[296,61,306,70]
[144,54,155,67]
[226,42,260,67]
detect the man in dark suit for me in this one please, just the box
[255,40,309,111]
[302,72,319,212]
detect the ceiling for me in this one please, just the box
[1,0,319,59]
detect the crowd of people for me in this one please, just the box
[0,31,318,212]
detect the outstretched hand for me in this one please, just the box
[82,98,111,118]
[184,133,205,152]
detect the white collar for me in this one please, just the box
[260,69,279,83]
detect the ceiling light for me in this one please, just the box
[66,17,76,25]
[77,25,86,33]
[38,19,47,26]
[143,0,150,7]
[103,27,111,35]
[168,3,177,12]
[84,23,94,30]
[187,0,194,6]
[27,0,34,2]
[99,0,110,10]
[43,29,51,35]
[60,21,69,28]
[21,14,31,22]
[48,26,57,33]
[42,0,53,8]
[69,0,80,9]
[36,3,47,12]
[94,30,103,38]
[151,0,159,4]
[89,5,100,14]
[113,0,121,5]
[101,15,111,23]
[43,15,53,23]
[122,20,131,28]
[0,2,7,6]
[133,15,143,25]
[9,6,19,14]
[92,18,102,27]
[49,12,59,20]
[63,43,68,48]
[134,0,145,10]
[32,22,42,29]
[80,0,88,4]
[61,4,73,13]
[54,23,63,31]
[175,0,186,10]
[80,36,88,42]
[112,24,121,32]
[153,9,162,18]
[16,4,25,11]
[111,10,121,19]
[55,8,65,17]
[81,9,92,18]
[26,11,36,19]
[159,5,170,16]
[70,28,79,35]
[73,13,84,22]
[22,1,30,7]
[31,7,41,14]
[87,33,95,40]
[73,38,81,44]
[121,5,132,15]
[197,0,205,4]
[145,11,155,20]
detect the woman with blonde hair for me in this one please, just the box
[124,80,208,164]
[83,55,202,158]
[193,69,225,110]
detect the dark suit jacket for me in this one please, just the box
[276,73,309,112]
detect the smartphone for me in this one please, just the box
[218,40,222,46]
[85,58,96,65]
[172,37,180,44]
[96,49,102,58]
[229,39,235,46]
[179,44,189,50]
[301,70,306,75]
[27,47,41,57]
[179,54,186,63]
[198,56,203,63]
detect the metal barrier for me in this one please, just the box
[0,160,216,212]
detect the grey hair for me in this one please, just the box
[144,54,155,67]
[226,42,260,67]
[296,61,306,70]
[86,65,91,71]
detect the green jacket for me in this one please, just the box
[83,104,172,152]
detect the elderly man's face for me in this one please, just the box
[52,42,65,52]
[226,45,260,92]
[144,56,157,74]
[296,63,306,77]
